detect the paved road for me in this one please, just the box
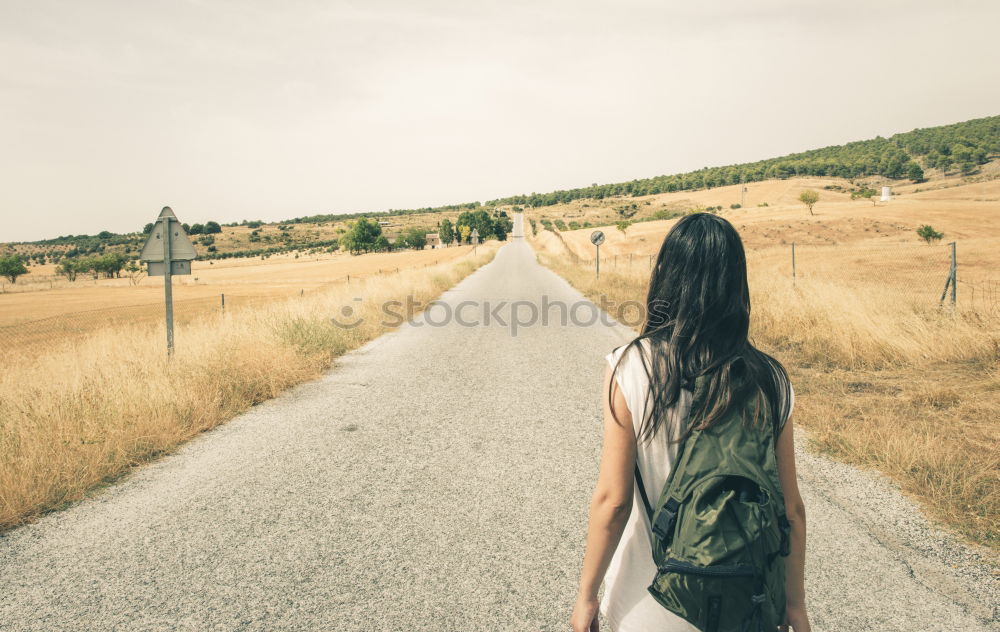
[0,215,995,631]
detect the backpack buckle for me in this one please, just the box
[651,498,681,541]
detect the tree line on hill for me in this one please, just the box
[339,209,513,254]
[485,114,1000,208]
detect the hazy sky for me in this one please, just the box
[3,0,999,242]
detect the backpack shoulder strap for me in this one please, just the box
[634,376,708,523]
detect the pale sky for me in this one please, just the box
[3,0,999,242]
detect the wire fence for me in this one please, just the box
[0,268,415,360]
[572,239,999,316]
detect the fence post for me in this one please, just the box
[221,293,225,311]
[791,242,796,284]
[950,241,957,307]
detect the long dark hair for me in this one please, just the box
[609,213,791,442]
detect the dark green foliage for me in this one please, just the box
[198,239,339,261]
[916,225,944,243]
[455,208,512,242]
[287,201,481,225]
[0,255,28,283]
[554,219,568,231]
[395,227,428,250]
[439,218,455,245]
[730,203,742,209]
[142,223,154,234]
[189,223,204,235]
[98,230,114,239]
[204,221,222,234]
[339,218,383,254]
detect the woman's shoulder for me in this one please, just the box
[606,338,655,370]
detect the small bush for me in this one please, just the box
[916,225,944,243]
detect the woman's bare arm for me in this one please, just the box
[570,364,636,632]
[776,418,811,632]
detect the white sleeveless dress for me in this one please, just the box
[599,340,793,632]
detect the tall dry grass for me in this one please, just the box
[534,243,1000,551]
[0,247,497,530]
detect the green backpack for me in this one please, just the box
[635,375,791,632]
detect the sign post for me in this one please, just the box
[139,206,197,356]
[470,228,480,254]
[590,230,605,279]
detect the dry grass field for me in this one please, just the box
[0,244,498,531]
[528,174,1000,552]
[0,245,475,357]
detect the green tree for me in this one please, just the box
[798,189,819,215]
[439,218,455,245]
[916,225,944,243]
[339,217,383,254]
[396,227,427,250]
[616,220,633,236]
[189,223,205,235]
[204,221,222,234]
[459,225,471,244]
[143,223,154,234]
[0,255,28,283]
[58,258,80,281]
[492,210,512,240]
[455,210,494,241]
[906,162,925,182]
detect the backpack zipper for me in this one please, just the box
[658,558,759,577]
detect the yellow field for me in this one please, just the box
[0,245,498,531]
[528,173,1000,551]
[0,246,476,356]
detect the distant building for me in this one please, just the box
[425,233,441,249]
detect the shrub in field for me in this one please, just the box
[799,189,819,215]
[916,225,944,243]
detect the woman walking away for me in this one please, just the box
[570,213,810,632]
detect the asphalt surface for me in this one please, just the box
[0,214,996,631]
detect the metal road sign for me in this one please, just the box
[591,230,605,279]
[470,228,480,245]
[140,206,197,356]
[140,206,197,263]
